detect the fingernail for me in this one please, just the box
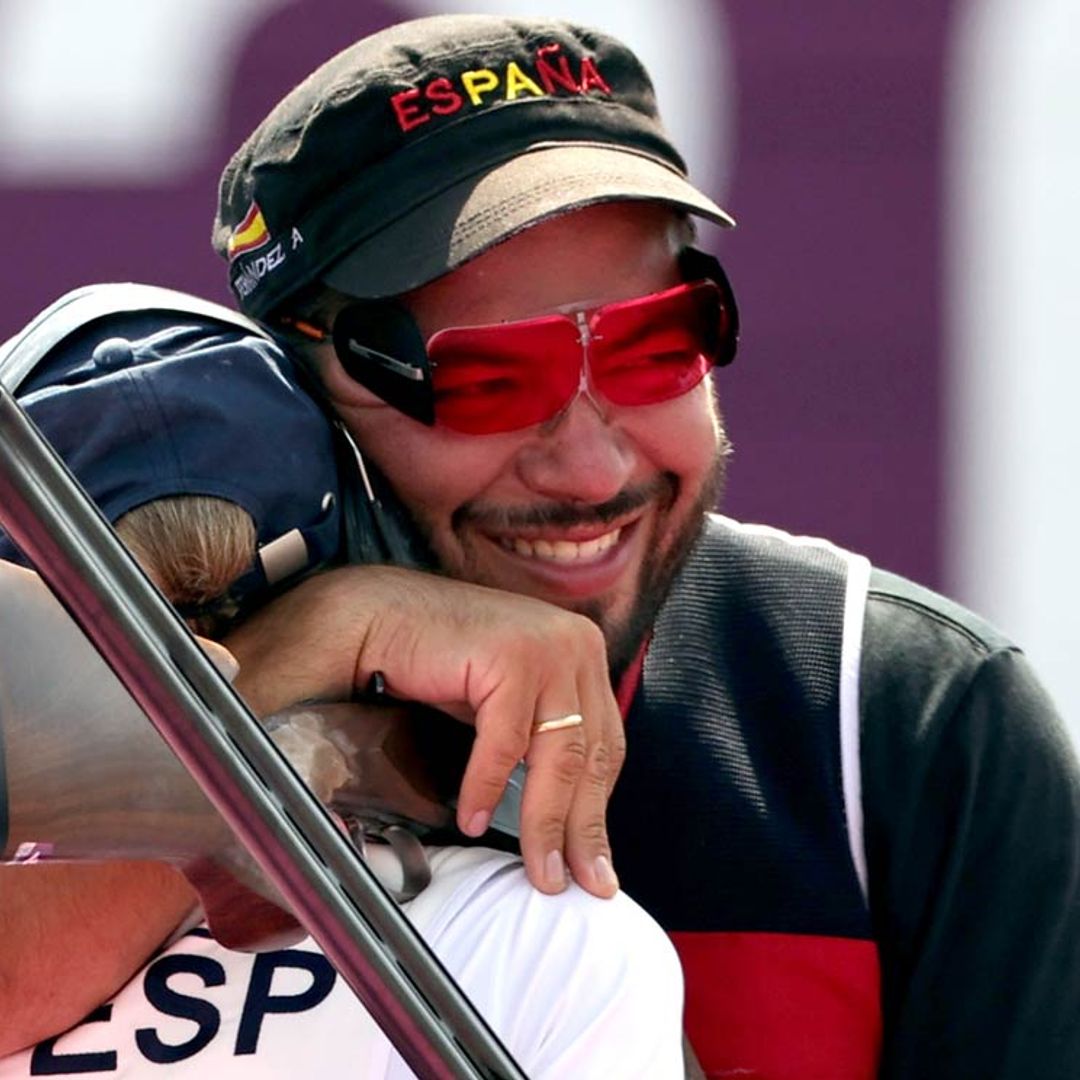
[198,639,239,682]
[465,810,490,837]
[545,849,568,890]
[594,854,619,892]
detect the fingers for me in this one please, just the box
[519,703,589,894]
[193,635,240,682]
[458,687,593,896]
[455,671,539,842]
[454,619,625,900]
[228,565,629,899]
[563,665,625,899]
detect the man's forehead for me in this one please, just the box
[403,202,684,332]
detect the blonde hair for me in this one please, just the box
[115,496,256,637]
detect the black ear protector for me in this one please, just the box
[331,416,435,570]
[332,300,436,426]
[277,311,436,568]
[677,247,740,368]
[278,329,435,570]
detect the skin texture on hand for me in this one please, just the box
[225,563,625,899]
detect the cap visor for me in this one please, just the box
[323,143,734,298]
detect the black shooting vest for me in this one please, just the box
[609,514,880,1078]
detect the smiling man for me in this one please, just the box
[311,202,728,682]
[208,14,1080,1079]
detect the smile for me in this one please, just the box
[498,528,622,563]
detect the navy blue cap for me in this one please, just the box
[0,315,344,609]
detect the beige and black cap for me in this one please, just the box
[213,13,735,319]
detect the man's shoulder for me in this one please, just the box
[691,517,1037,720]
[845,557,1062,784]
[687,513,864,598]
[859,568,1029,728]
[857,565,1038,758]
[698,514,1015,655]
[700,513,860,565]
[866,566,1015,656]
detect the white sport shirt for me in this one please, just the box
[0,846,684,1077]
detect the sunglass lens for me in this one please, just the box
[591,283,723,407]
[429,319,581,434]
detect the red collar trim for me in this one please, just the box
[615,637,649,720]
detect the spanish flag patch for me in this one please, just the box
[227,202,270,261]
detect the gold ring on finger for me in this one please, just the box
[532,712,585,735]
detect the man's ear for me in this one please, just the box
[195,636,240,683]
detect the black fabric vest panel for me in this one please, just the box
[608,517,872,939]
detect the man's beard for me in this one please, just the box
[577,449,727,683]
[418,436,730,686]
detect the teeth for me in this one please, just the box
[503,529,621,563]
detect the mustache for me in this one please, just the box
[453,473,678,532]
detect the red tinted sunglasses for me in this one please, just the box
[332,247,739,435]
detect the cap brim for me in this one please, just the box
[323,143,735,298]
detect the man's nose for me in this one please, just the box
[513,385,637,505]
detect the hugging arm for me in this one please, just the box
[225,562,626,899]
[0,555,627,1051]
[0,561,199,1054]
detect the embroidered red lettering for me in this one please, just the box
[504,61,544,101]
[390,88,429,133]
[535,43,579,93]
[392,44,612,137]
[461,69,499,106]
[425,77,464,116]
[578,56,612,95]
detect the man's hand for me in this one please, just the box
[225,564,626,898]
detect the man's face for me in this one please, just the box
[317,202,728,677]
